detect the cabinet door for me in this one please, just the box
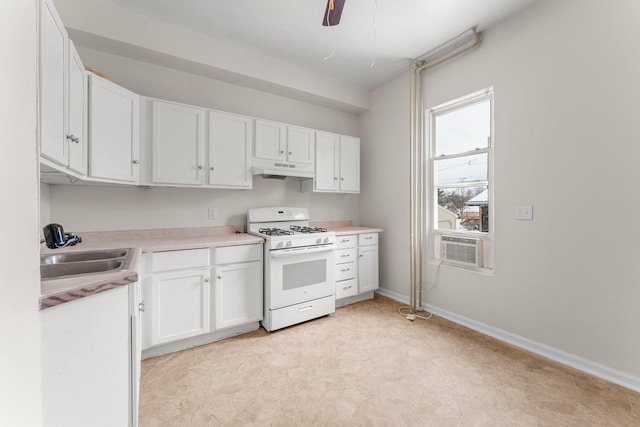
[151,100,204,185]
[149,269,210,346]
[129,282,142,427]
[67,41,87,175]
[254,119,285,161]
[339,136,360,192]
[208,111,252,188]
[39,0,67,166]
[287,126,314,165]
[41,286,130,427]
[88,74,139,182]
[214,261,262,330]
[315,131,339,191]
[358,245,379,293]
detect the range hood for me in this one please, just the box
[252,158,314,179]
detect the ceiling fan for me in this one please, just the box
[322,0,346,26]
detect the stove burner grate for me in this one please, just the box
[259,227,294,236]
[289,226,328,234]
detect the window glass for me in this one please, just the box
[435,99,490,156]
[435,153,488,185]
[436,186,489,232]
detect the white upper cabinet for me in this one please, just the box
[314,131,340,191]
[208,111,253,189]
[254,119,314,165]
[287,126,314,165]
[88,73,140,183]
[66,41,87,175]
[39,0,67,166]
[302,131,360,193]
[151,100,205,185]
[254,120,285,161]
[338,135,360,193]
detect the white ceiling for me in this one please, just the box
[100,0,540,90]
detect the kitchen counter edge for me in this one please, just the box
[39,231,264,311]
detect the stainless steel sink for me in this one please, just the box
[40,249,128,265]
[40,248,134,281]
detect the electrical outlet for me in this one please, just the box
[208,207,217,220]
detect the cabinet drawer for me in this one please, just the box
[151,248,209,273]
[213,244,262,265]
[358,233,378,246]
[335,262,356,281]
[336,279,358,299]
[336,235,357,249]
[335,248,357,264]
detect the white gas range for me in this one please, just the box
[247,207,336,331]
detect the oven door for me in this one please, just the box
[268,244,335,309]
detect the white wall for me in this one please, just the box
[363,0,640,381]
[0,1,42,425]
[44,48,361,232]
[358,73,411,297]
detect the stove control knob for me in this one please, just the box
[324,237,330,244]
[276,241,284,248]
[316,238,323,244]
[286,240,293,247]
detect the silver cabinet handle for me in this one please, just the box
[66,134,79,144]
[210,167,214,171]
[340,254,350,258]
[341,268,350,272]
[334,177,338,180]
[280,150,284,154]
[203,277,210,283]
[342,285,352,290]
[132,160,139,165]
[340,239,350,243]
[288,151,292,155]
[217,276,222,280]
[359,254,364,258]
[341,177,344,180]
[138,302,145,312]
[198,165,203,170]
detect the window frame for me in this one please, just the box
[426,87,494,270]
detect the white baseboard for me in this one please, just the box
[376,287,409,305]
[375,288,640,393]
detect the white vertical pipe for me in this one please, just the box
[408,28,480,312]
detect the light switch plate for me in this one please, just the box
[515,205,533,220]
[208,207,217,220]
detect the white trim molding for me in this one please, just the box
[375,289,640,393]
[423,303,640,394]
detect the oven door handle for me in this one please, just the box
[270,245,334,258]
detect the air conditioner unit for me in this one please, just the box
[440,235,482,267]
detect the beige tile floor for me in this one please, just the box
[139,294,640,426]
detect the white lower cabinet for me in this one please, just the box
[147,268,211,346]
[214,261,262,330]
[335,233,379,301]
[335,235,358,299]
[358,233,379,293]
[142,244,262,354]
[41,286,135,427]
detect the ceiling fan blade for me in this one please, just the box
[322,0,345,26]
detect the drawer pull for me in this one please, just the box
[342,285,352,290]
[341,268,350,272]
[340,254,350,258]
[298,305,313,312]
[340,239,350,243]
[365,237,373,240]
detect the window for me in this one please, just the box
[428,88,493,269]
